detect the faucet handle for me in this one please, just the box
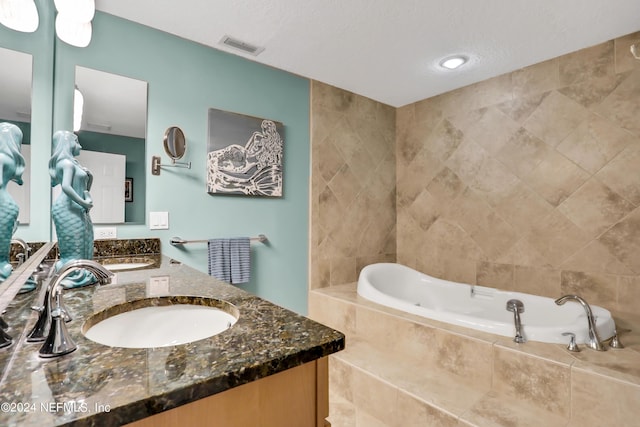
[562,332,580,352]
[609,330,624,349]
[39,307,76,358]
[0,327,12,349]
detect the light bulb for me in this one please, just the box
[0,0,39,33]
[54,0,94,22]
[440,56,468,70]
[56,13,92,47]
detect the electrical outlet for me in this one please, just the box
[94,226,117,239]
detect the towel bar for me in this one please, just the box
[170,235,267,246]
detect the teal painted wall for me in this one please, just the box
[52,13,311,313]
[76,130,145,223]
[0,0,54,242]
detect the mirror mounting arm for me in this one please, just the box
[151,156,192,176]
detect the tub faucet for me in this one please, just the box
[506,299,526,343]
[29,260,113,358]
[554,294,605,351]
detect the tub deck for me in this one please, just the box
[310,283,640,427]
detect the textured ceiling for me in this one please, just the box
[97,1,640,107]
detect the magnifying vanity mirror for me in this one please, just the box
[63,66,148,224]
[151,126,191,175]
[164,126,186,160]
[0,46,33,226]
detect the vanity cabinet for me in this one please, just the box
[127,357,329,427]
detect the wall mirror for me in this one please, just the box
[67,66,148,224]
[0,46,32,226]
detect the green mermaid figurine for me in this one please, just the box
[0,123,25,284]
[50,130,96,288]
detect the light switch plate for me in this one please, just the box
[148,276,170,296]
[149,211,169,230]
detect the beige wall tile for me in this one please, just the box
[595,69,640,136]
[308,292,356,336]
[525,149,590,207]
[419,219,482,284]
[557,178,635,238]
[598,208,640,274]
[433,330,493,389]
[512,58,560,98]
[351,368,398,426]
[490,181,554,234]
[560,271,617,308]
[496,127,550,178]
[330,257,357,286]
[558,72,628,108]
[596,143,640,206]
[523,211,591,267]
[560,240,633,276]
[329,356,354,403]
[514,266,561,298]
[557,113,635,175]
[396,392,461,427]
[559,40,615,86]
[497,91,551,124]
[477,262,515,290]
[570,368,640,426]
[425,119,464,162]
[493,347,571,418]
[462,390,569,427]
[425,166,466,205]
[522,91,589,147]
[356,306,404,352]
[465,107,520,155]
[618,275,640,314]
[310,81,396,290]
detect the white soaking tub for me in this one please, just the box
[357,263,615,345]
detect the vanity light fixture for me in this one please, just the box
[439,55,468,70]
[54,0,95,48]
[0,0,39,33]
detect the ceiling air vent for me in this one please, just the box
[219,35,265,56]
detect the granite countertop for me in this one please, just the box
[0,256,345,427]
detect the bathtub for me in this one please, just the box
[357,263,615,345]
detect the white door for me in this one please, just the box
[7,144,30,225]
[52,150,126,224]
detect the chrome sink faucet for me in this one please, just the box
[555,294,606,351]
[27,260,113,358]
[11,238,30,266]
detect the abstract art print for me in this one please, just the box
[207,108,283,197]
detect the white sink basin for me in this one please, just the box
[83,297,238,348]
[103,262,151,271]
[100,257,155,272]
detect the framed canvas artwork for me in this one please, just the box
[207,108,283,197]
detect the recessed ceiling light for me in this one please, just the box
[440,55,468,70]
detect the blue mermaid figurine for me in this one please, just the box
[50,130,96,288]
[0,123,25,284]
